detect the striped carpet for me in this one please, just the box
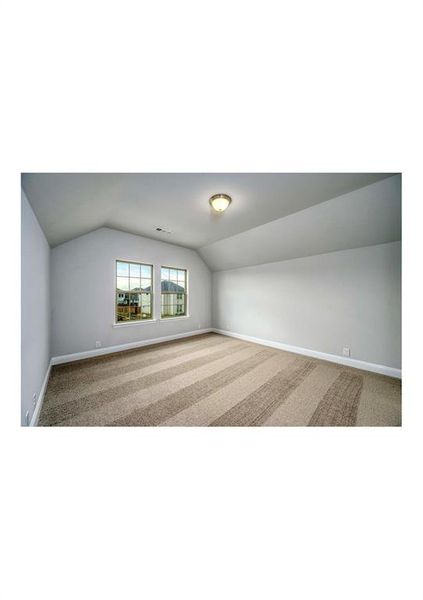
[38,333,401,427]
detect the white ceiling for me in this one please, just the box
[21,173,393,249]
[199,175,401,271]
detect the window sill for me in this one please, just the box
[159,315,191,321]
[113,319,157,328]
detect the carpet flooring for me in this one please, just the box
[38,333,401,427]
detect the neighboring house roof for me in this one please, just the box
[117,282,183,293]
[116,287,147,293]
[161,281,184,292]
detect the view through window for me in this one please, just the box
[116,260,153,322]
[161,267,187,318]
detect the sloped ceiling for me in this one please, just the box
[21,172,400,271]
[22,172,393,248]
[198,175,401,271]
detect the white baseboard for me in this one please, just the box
[51,328,213,365]
[212,328,401,379]
[30,360,52,427]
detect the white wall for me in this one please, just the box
[212,241,401,369]
[21,189,51,425]
[51,227,212,357]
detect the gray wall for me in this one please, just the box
[212,241,401,369]
[21,190,51,425]
[51,227,212,357]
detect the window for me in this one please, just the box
[116,260,153,322]
[161,267,187,318]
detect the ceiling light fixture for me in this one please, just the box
[209,193,232,212]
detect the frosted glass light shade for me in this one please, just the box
[209,194,232,212]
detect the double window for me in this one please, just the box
[116,260,153,322]
[115,261,188,323]
[161,267,187,318]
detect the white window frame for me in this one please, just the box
[160,265,189,320]
[113,259,156,326]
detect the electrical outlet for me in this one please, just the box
[25,411,30,426]
[343,347,350,357]
[95,341,102,348]
[32,393,37,408]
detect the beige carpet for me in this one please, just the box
[38,333,401,427]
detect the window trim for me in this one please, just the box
[160,265,189,320]
[114,259,154,325]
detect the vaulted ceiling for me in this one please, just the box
[199,175,401,270]
[22,172,401,271]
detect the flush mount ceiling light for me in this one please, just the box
[209,193,232,212]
